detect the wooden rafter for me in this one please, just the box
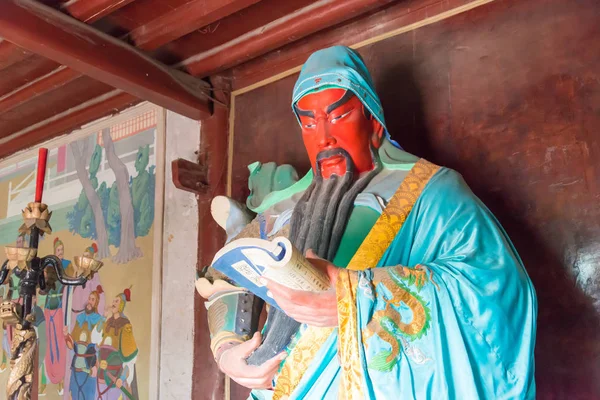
[0,0,133,71]
[60,0,138,23]
[178,0,396,77]
[0,0,211,120]
[0,90,138,160]
[152,0,315,65]
[0,40,31,69]
[0,67,80,116]
[129,0,263,50]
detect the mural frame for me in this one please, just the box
[0,101,166,400]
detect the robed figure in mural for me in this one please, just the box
[97,289,138,400]
[64,242,105,399]
[64,286,104,400]
[44,237,71,393]
[199,46,537,399]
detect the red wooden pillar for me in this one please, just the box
[193,75,230,400]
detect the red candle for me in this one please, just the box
[35,148,48,203]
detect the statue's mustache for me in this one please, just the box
[315,147,354,177]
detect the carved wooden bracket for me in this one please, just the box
[171,159,209,194]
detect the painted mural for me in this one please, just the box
[0,106,160,400]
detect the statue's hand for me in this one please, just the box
[218,332,287,390]
[261,249,339,327]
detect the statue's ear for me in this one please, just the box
[371,120,385,149]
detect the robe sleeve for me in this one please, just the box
[336,168,537,399]
[119,323,138,362]
[200,218,268,359]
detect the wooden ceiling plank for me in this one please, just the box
[0,77,116,138]
[0,90,139,160]
[0,39,31,69]
[151,0,315,65]
[231,0,458,89]
[61,0,139,23]
[0,0,211,120]
[0,57,60,97]
[129,0,262,50]
[178,0,397,77]
[0,67,80,114]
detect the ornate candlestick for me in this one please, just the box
[0,148,103,400]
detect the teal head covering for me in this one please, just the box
[292,45,400,148]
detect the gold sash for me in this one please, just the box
[274,159,439,400]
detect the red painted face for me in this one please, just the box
[296,88,384,179]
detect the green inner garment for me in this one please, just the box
[332,205,380,267]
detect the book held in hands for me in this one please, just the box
[209,236,330,309]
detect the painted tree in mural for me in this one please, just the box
[68,129,155,263]
[68,139,111,259]
[102,128,143,263]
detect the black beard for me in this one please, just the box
[247,146,380,365]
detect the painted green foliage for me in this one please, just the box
[67,144,155,245]
[131,144,156,237]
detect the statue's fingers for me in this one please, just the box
[234,332,262,358]
[261,278,292,300]
[264,280,314,305]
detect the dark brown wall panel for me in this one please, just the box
[231,0,600,397]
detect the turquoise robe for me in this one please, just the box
[249,160,536,400]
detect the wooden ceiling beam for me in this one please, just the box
[178,0,397,77]
[0,0,211,120]
[129,0,262,50]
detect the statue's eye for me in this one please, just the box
[331,110,352,124]
[304,123,316,129]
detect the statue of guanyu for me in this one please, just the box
[197,46,537,399]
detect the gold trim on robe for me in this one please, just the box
[272,327,334,400]
[346,159,440,272]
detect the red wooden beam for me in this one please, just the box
[0,0,299,115]
[0,0,211,120]
[129,0,262,50]
[178,0,396,77]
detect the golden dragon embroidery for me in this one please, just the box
[363,265,436,371]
